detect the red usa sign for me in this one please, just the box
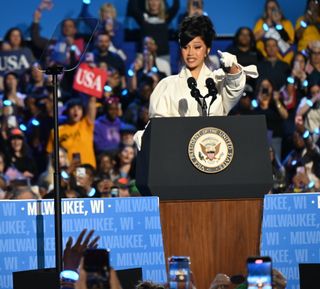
[73,63,108,98]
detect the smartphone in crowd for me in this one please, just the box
[110,186,119,198]
[84,248,110,289]
[246,256,272,289]
[72,152,81,164]
[168,256,190,289]
[261,87,269,95]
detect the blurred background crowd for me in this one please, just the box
[0,0,319,200]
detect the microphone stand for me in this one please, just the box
[45,65,64,273]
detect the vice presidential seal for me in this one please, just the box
[188,127,234,173]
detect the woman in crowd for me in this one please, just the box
[129,0,180,61]
[295,0,320,52]
[253,0,295,64]
[5,128,37,183]
[305,40,320,84]
[110,144,136,181]
[253,78,288,160]
[227,27,262,67]
[2,27,35,76]
[296,82,320,144]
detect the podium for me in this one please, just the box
[136,115,272,289]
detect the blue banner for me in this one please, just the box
[0,48,34,75]
[261,193,320,289]
[0,197,166,289]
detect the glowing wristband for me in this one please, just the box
[306,99,313,107]
[302,130,310,139]
[275,24,283,30]
[300,20,307,28]
[60,270,79,282]
[263,23,269,32]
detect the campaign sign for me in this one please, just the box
[0,48,34,75]
[0,197,166,289]
[73,63,108,98]
[261,193,320,289]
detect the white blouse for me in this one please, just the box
[134,63,258,149]
[149,63,258,117]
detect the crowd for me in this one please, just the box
[0,0,319,200]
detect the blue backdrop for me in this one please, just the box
[261,193,320,289]
[0,197,166,289]
[0,0,305,39]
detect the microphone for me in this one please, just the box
[187,77,197,89]
[187,77,203,109]
[205,77,218,108]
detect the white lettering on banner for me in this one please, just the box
[63,218,114,232]
[75,68,102,91]
[145,270,167,281]
[4,257,18,270]
[0,238,55,252]
[90,200,104,214]
[294,249,309,262]
[276,267,299,280]
[260,249,289,263]
[290,231,320,244]
[145,216,161,230]
[265,232,279,245]
[116,252,165,266]
[0,221,26,235]
[264,196,288,210]
[2,203,16,216]
[120,217,134,230]
[115,198,158,212]
[0,55,30,72]
[263,213,316,227]
[149,234,163,247]
[27,200,85,216]
[100,234,144,249]
[293,196,307,209]
[0,275,12,289]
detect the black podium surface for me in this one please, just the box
[136,115,272,200]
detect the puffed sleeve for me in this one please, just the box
[214,65,258,114]
[148,77,172,118]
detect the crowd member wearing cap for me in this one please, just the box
[94,97,122,156]
[120,123,137,147]
[46,95,97,168]
[4,128,37,183]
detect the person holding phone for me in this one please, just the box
[253,0,295,64]
[46,96,97,168]
[295,0,320,52]
[177,0,207,25]
[253,78,288,160]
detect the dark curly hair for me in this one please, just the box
[178,15,216,48]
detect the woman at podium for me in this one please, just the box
[149,15,258,117]
[134,15,258,148]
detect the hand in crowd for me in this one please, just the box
[63,229,99,271]
[273,91,280,102]
[75,259,123,289]
[272,269,287,289]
